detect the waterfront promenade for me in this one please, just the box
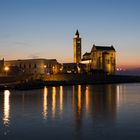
[0,74,140,90]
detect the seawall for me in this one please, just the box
[0,74,140,90]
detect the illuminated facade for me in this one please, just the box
[81,52,91,72]
[91,45,116,74]
[73,30,81,63]
[1,30,116,76]
[61,63,85,74]
[73,30,116,75]
[4,59,61,75]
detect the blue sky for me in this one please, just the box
[0,0,140,68]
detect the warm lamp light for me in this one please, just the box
[4,66,9,76]
[4,66,9,71]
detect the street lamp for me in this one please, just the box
[4,66,9,76]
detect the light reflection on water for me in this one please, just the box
[85,86,89,113]
[59,86,63,113]
[0,84,140,140]
[52,87,56,118]
[77,85,81,115]
[3,90,10,126]
[42,86,48,120]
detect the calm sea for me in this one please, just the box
[0,84,140,140]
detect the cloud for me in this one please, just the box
[28,53,41,59]
[12,41,28,46]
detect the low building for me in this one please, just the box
[4,58,61,75]
[0,58,4,75]
[61,63,86,74]
[81,52,92,72]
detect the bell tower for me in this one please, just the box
[73,30,81,63]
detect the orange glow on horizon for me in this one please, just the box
[117,56,140,69]
[117,64,140,69]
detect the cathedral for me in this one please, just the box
[74,30,116,75]
[0,30,116,76]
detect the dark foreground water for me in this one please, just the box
[0,84,140,140]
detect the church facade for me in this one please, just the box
[74,30,116,75]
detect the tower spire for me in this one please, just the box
[73,30,81,63]
[75,29,79,38]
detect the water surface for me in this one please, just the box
[0,84,140,140]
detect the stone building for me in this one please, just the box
[73,30,82,63]
[61,30,85,74]
[81,52,92,72]
[2,30,116,76]
[0,58,4,74]
[61,63,85,74]
[4,59,61,75]
[74,30,116,75]
[91,45,116,75]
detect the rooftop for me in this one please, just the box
[92,45,115,51]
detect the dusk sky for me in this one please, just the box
[0,0,140,69]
